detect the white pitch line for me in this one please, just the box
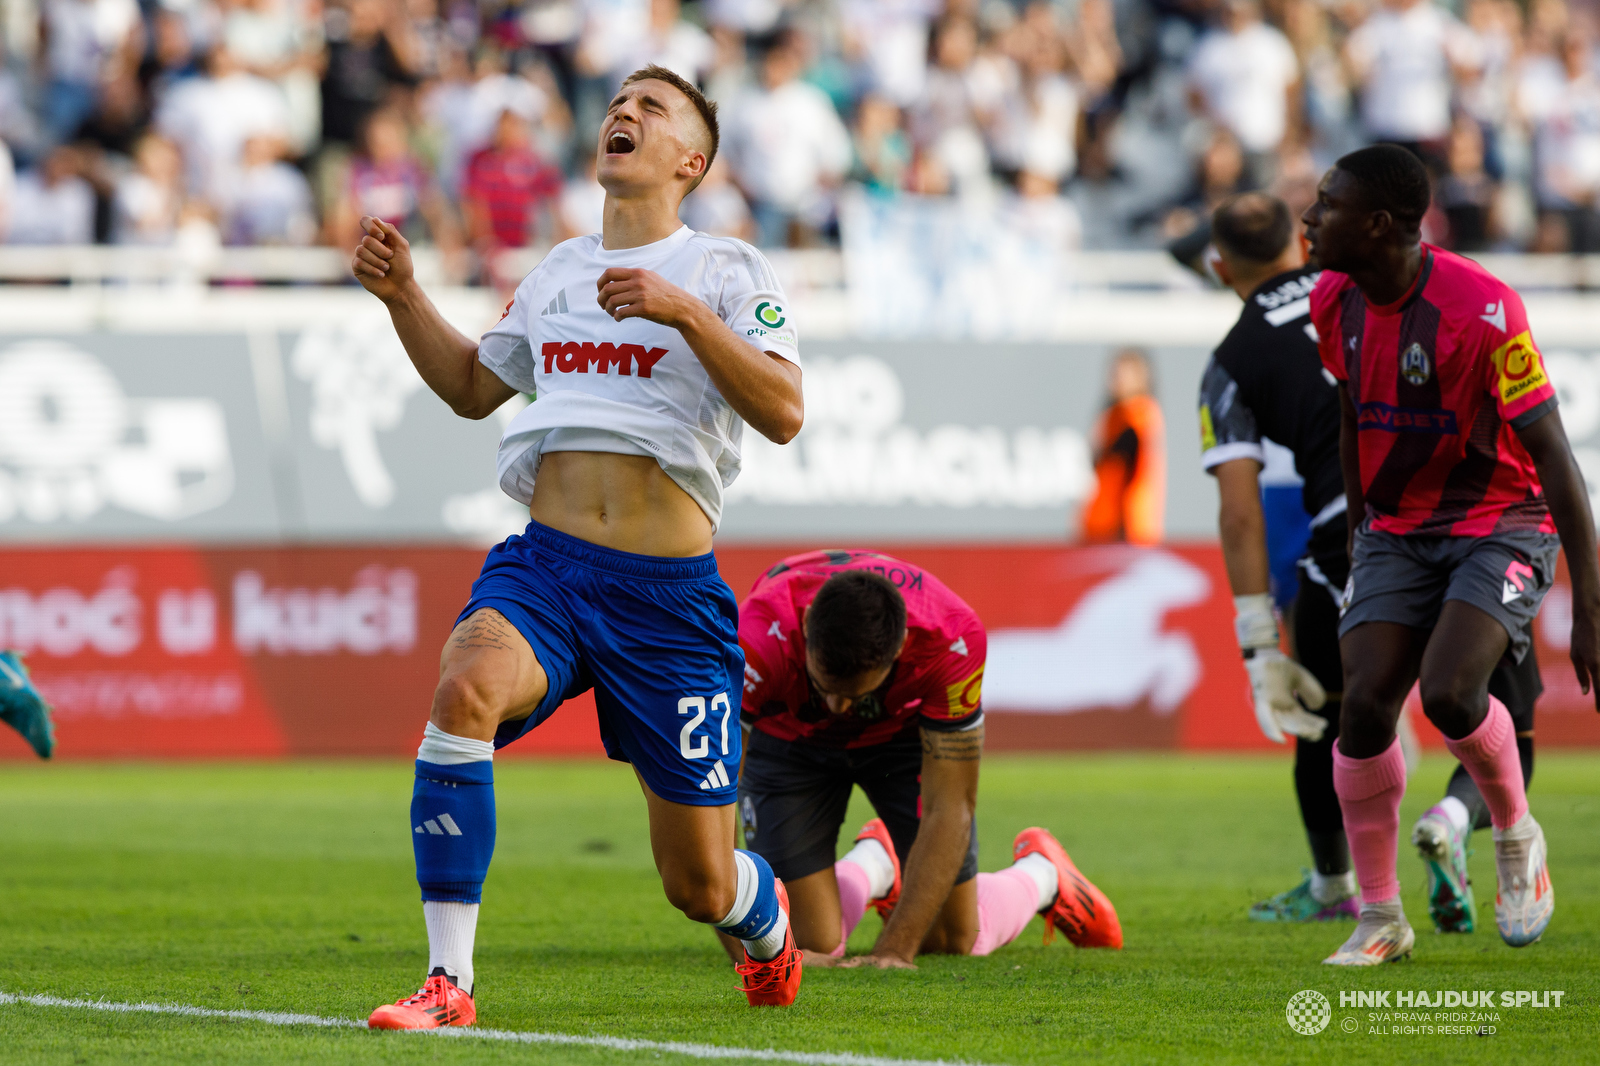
[0,991,996,1066]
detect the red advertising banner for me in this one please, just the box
[1,543,1596,760]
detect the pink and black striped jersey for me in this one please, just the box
[1312,245,1558,537]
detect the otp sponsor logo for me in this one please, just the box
[540,341,669,377]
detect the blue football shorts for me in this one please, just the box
[456,520,743,805]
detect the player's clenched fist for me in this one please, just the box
[351,216,414,303]
[596,267,699,329]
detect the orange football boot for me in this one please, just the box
[1013,827,1123,949]
[736,879,804,1006]
[853,817,903,919]
[368,971,477,1030]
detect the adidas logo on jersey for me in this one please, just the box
[540,289,569,316]
[698,759,731,791]
[415,813,464,836]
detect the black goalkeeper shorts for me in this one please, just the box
[738,728,980,885]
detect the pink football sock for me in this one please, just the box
[833,859,874,956]
[1333,738,1407,905]
[1443,696,1528,831]
[970,869,1041,956]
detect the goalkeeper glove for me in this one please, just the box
[1235,594,1328,744]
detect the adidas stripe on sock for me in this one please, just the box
[715,850,789,961]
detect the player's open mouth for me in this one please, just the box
[606,130,635,154]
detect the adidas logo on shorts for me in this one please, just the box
[698,759,731,791]
[414,813,463,836]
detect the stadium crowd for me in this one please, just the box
[0,0,1597,269]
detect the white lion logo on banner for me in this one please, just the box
[0,341,233,524]
[983,551,1212,714]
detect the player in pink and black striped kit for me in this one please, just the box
[731,550,1122,968]
[1305,145,1600,964]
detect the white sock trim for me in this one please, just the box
[418,722,495,765]
[1493,811,1538,842]
[1011,853,1059,912]
[1309,869,1356,905]
[839,837,896,899]
[1436,796,1471,835]
[423,900,480,994]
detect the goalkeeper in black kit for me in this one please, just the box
[1195,192,1538,930]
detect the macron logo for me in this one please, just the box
[949,637,969,656]
[1481,301,1506,332]
[541,341,669,377]
[415,813,463,836]
[698,759,731,791]
[540,290,569,316]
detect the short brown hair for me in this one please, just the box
[805,571,907,679]
[620,65,719,191]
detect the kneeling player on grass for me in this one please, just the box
[733,552,1121,968]
[351,65,808,1025]
[1304,144,1600,964]
[1198,192,1542,932]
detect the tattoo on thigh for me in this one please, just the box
[922,724,984,761]
[448,611,519,653]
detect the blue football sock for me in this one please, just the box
[715,850,789,960]
[412,756,496,903]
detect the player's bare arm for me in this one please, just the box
[1515,409,1600,708]
[351,216,516,419]
[596,266,803,444]
[845,723,982,968]
[1214,458,1270,595]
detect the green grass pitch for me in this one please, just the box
[0,752,1596,1065]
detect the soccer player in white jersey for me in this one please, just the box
[351,65,807,1026]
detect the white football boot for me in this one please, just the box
[1493,813,1553,947]
[1323,900,1414,965]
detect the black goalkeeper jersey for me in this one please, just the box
[1197,266,1345,524]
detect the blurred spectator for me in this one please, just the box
[224,134,318,244]
[327,106,459,250]
[560,149,606,236]
[224,0,327,155]
[1530,29,1600,253]
[1344,0,1482,159]
[1437,115,1496,251]
[680,159,755,239]
[6,147,96,244]
[40,0,142,144]
[462,108,563,251]
[0,51,46,163]
[853,93,912,194]
[1080,347,1165,546]
[1161,126,1251,238]
[113,134,186,244]
[1280,0,1355,160]
[0,140,13,240]
[320,0,423,149]
[987,4,1080,190]
[910,16,995,196]
[612,0,714,88]
[156,45,291,202]
[841,0,941,108]
[723,30,852,246]
[462,48,556,162]
[1185,0,1300,183]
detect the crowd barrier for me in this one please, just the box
[2,541,1595,760]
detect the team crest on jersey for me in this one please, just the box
[1400,343,1431,386]
[1492,332,1549,407]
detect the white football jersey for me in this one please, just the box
[478,225,799,530]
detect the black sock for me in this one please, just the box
[1294,732,1347,873]
[1306,830,1351,876]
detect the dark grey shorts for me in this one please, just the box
[1338,525,1561,661]
[738,728,980,886]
